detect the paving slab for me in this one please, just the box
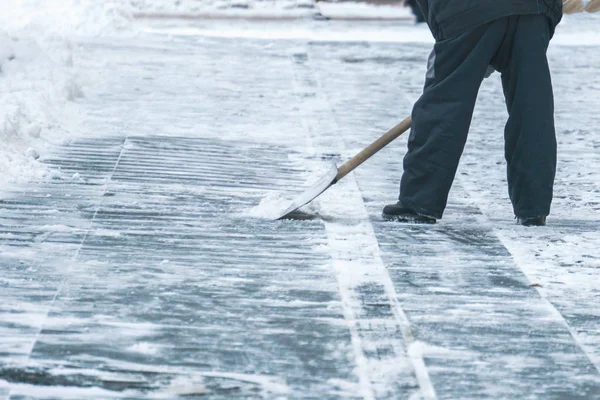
[1,18,600,399]
[305,34,600,399]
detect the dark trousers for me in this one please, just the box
[399,15,556,219]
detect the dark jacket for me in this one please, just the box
[405,0,426,22]
[415,0,562,40]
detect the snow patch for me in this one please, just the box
[317,2,412,19]
[0,0,134,190]
[118,0,315,15]
[246,192,290,219]
[408,341,478,360]
[3,0,133,37]
[128,342,161,355]
[160,376,208,397]
[141,23,435,43]
[91,229,123,238]
[0,32,72,187]
[554,13,600,46]
[199,371,289,395]
[38,224,77,233]
[0,381,140,399]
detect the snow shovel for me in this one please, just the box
[276,116,412,220]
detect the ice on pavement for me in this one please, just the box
[1,2,600,399]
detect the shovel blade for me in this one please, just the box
[276,162,339,220]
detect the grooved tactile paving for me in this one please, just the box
[2,20,600,399]
[0,136,361,399]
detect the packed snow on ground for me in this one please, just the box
[0,4,599,398]
[114,0,414,20]
[1,2,598,193]
[0,30,79,187]
[120,0,316,16]
[0,1,132,191]
[0,0,413,192]
[112,0,411,18]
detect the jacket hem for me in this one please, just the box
[433,0,549,40]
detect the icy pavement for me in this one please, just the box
[1,15,600,399]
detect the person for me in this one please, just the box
[404,0,426,23]
[383,0,563,227]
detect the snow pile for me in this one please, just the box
[555,12,600,45]
[3,1,132,37]
[117,0,316,15]
[0,1,132,189]
[119,0,414,19]
[247,192,291,219]
[317,2,412,19]
[0,32,77,185]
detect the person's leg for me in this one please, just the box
[492,15,556,222]
[395,20,508,220]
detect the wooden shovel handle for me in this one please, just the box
[335,116,412,182]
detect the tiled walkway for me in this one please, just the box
[1,19,599,399]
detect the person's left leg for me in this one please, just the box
[385,19,509,223]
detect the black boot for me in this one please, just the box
[382,201,436,224]
[516,216,546,227]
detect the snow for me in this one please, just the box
[287,66,423,394]
[0,0,412,191]
[0,1,592,189]
[118,0,313,14]
[317,2,412,19]
[1,2,600,399]
[247,192,291,219]
[140,21,434,42]
[0,0,134,190]
[0,31,74,187]
[110,0,411,20]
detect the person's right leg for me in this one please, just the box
[492,15,556,225]
[389,20,508,221]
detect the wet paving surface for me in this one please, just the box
[1,135,356,399]
[1,17,600,399]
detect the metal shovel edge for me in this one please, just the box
[276,116,412,220]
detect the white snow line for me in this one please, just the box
[130,2,413,21]
[290,49,436,400]
[328,251,377,400]
[460,181,600,376]
[139,26,435,44]
[72,136,129,260]
[289,53,376,400]
[134,12,411,21]
[492,228,600,375]
[133,11,315,21]
[323,216,437,400]
[381,270,437,400]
